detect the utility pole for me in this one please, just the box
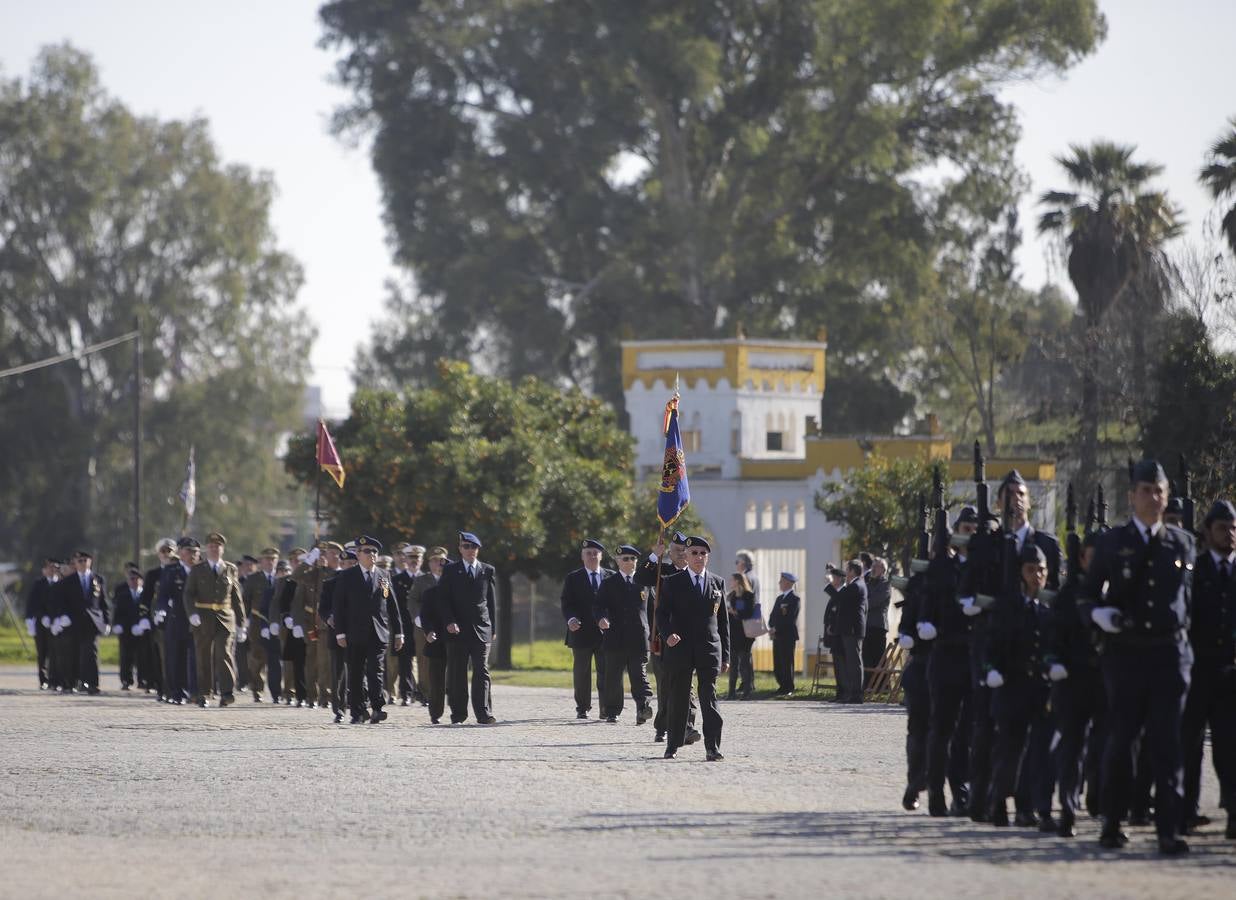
[133,315,142,566]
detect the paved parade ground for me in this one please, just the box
[0,665,1228,899]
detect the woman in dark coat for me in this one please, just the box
[726,573,758,700]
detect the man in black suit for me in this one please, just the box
[334,535,404,724]
[767,572,801,695]
[561,538,614,719]
[863,558,892,690]
[24,557,61,689]
[47,559,78,691]
[636,532,700,744]
[414,547,451,723]
[594,544,654,724]
[391,543,424,706]
[110,564,144,690]
[317,543,349,722]
[59,550,109,694]
[656,536,730,761]
[834,560,868,703]
[439,531,498,724]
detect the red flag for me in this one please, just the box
[316,419,345,489]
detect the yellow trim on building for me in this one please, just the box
[740,436,952,480]
[621,339,826,393]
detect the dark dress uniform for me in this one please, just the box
[334,563,402,722]
[317,568,347,721]
[138,564,163,697]
[863,575,892,690]
[1181,547,1236,832]
[561,566,614,717]
[111,581,142,689]
[920,551,973,816]
[726,589,757,699]
[1082,516,1194,849]
[24,573,56,688]
[833,577,866,702]
[439,558,497,723]
[985,588,1055,825]
[392,567,418,703]
[418,581,449,723]
[655,567,730,758]
[635,552,698,740]
[160,562,198,704]
[593,569,654,720]
[244,570,282,702]
[768,588,801,694]
[62,569,108,693]
[897,571,931,809]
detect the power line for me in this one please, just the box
[0,330,139,381]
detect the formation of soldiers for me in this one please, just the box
[896,449,1235,855]
[21,526,738,761]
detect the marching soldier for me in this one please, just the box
[440,531,498,725]
[415,547,451,723]
[293,542,342,711]
[392,544,425,705]
[334,535,403,724]
[110,564,144,690]
[243,548,281,703]
[235,554,258,693]
[184,532,247,708]
[637,532,700,745]
[1082,459,1193,854]
[23,557,60,689]
[318,543,350,723]
[594,544,654,724]
[561,538,613,719]
[655,536,729,761]
[277,547,306,705]
[161,538,200,704]
[139,539,175,700]
[61,550,108,695]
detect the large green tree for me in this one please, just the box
[0,45,311,574]
[285,361,635,668]
[321,0,1104,412]
[1037,141,1181,497]
[1200,117,1236,258]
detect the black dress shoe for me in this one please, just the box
[636,707,651,725]
[685,728,702,745]
[370,709,388,724]
[902,787,920,812]
[1099,824,1129,849]
[970,807,990,824]
[1128,812,1151,827]
[430,717,440,725]
[252,692,263,703]
[948,796,968,818]
[121,684,131,691]
[1157,836,1189,856]
[1058,810,1076,838]
[576,711,588,720]
[400,698,409,707]
[605,715,617,723]
[1038,815,1058,833]
[663,750,677,759]
[990,806,1010,828]
[350,715,364,724]
[333,713,344,723]
[478,715,497,724]
[220,694,235,707]
[1014,811,1038,828]
[196,697,208,708]
[706,750,724,762]
[654,731,665,743]
[927,791,947,817]
[87,687,101,696]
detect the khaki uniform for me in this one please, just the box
[184,560,246,702]
[292,564,331,708]
[243,571,272,696]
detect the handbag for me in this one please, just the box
[743,603,769,639]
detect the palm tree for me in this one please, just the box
[1037,141,1182,497]
[1200,117,1236,257]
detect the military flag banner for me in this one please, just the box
[657,391,690,528]
[178,446,196,518]
[317,419,345,489]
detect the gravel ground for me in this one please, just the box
[0,665,1228,899]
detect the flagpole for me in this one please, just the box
[314,421,322,540]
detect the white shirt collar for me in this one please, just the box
[1210,548,1236,566]
[1132,517,1162,542]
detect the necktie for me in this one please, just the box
[365,570,372,589]
[591,571,599,592]
[695,575,703,595]
[267,574,274,587]
[81,574,88,592]
[1222,559,1230,580]
[469,564,475,579]
[626,576,633,587]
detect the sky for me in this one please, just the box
[2,0,1233,417]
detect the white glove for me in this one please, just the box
[283,616,293,628]
[25,619,36,636]
[985,670,1005,689]
[40,616,51,628]
[154,610,166,625]
[189,613,202,627]
[293,625,304,639]
[237,627,248,644]
[58,614,71,628]
[413,615,422,628]
[138,618,151,632]
[961,597,982,617]
[1091,607,1122,634]
[112,624,123,635]
[916,621,938,641]
[260,627,270,640]
[1049,663,1068,682]
[306,547,323,565]
[898,634,914,650]
[50,623,62,636]
[270,622,281,636]
[130,625,142,636]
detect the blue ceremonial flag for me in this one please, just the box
[178,445,196,519]
[657,392,690,528]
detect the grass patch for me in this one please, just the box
[0,622,122,665]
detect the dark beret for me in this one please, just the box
[581,539,604,552]
[1131,458,1168,485]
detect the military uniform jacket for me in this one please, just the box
[1188,551,1236,665]
[834,579,867,637]
[986,593,1056,687]
[768,590,801,641]
[288,565,329,630]
[111,584,142,631]
[921,554,971,645]
[439,559,497,645]
[418,582,448,659]
[866,577,892,634]
[24,575,53,622]
[961,525,1062,598]
[183,560,246,630]
[1047,580,1100,675]
[1081,520,1194,642]
[159,564,193,638]
[318,572,341,623]
[60,572,108,636]
[897,573,931,658]
[392,569,416,635]
[561,566,614,650]
[139,566,164,623]
[655,568,730,674]
[593,571,650,655]
[409,571,439,628]
[334,565,401,646]
[243,571,278,626]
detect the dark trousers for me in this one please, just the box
[330,633,347,715]
[118,634,139,687]
[602,648,652,717]
[1101,642,1191,838]
[572,645,605,714]
[55,631,78,689]
[773,638,797,693]
[666,660,721,754]
[1182,659,1236,817]
[862,630,887,690]
[447,638,492,722]
[968,643,997,814]
[165,627,198,702]
[235,636,249,691]
[649,651,695,734]
[903,653,931,791]
[345,639,386,718]
[141,632,164,696]
[990,682,1052,816]
[397,642,416,700]
[263,633,284,701]
[727,639,754,697]
[77,632,101,690]
[927,644,972,802]
[1053,668,1106,819]
[286,636,308,701]
[34,627,50,686]
[836,635,862,701]
[426,653,447,721]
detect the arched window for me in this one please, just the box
[777,502,790,530]
[794,501,807,530]
[745,501,758,531]
[761,502,774,530]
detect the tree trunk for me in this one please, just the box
[494,568,514,670]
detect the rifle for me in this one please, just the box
[892,493,930,593]
[1064,483,1081,592]
[974,440,989,524]
[1179,453,1196,534]
[1097,484,1108,530]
